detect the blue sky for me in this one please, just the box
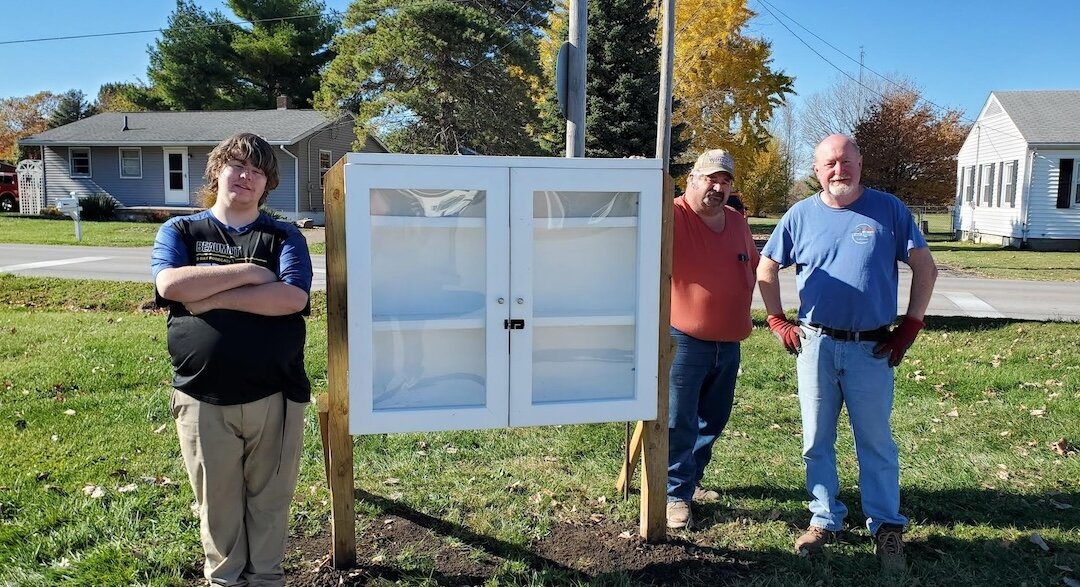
[3,0,1077,123]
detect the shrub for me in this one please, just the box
[260,206,288,220]
[78,193,119,221]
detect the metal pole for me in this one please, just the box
[565,0,587,157]
[655,0,675,169]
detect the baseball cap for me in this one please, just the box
[692,149,735,179]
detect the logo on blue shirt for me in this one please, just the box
[851,223,876,244]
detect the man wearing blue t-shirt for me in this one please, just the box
[757,134,937,570]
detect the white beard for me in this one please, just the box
[828,180,856,198]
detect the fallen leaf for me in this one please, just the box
[589,513,605,523]
[946,409,959,418]
[1051,438,1072,456]
[543,455,558,462]
[619,530,633,539]
[371,554,385,563]
[63,409,76,416]
[153,424,169,434]
[996,470,1010,480]
[383,477,400,486]
[118,483,138,493]
[1030,408,1046,417]
[82,485,105,499]
[388,492,403,500]
[1030,533,1050,551]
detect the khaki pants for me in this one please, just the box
[172,390,307,587]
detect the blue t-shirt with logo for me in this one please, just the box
[760,188,927,331]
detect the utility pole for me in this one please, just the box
[565,0,587,157]
[654,0,675,169]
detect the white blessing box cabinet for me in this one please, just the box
[343,154,663,434]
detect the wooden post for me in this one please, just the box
[640,173,674,542]
[323,160,356,568]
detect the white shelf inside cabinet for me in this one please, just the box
[532,216,637,229]
[372,311,485,331]
[372,216,485,228]
[531,312,635,327]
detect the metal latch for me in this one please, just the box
[504,319,525,330]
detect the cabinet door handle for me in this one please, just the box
[516,298,524,304]
[497,297,505,304]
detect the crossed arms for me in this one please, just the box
[155,263,308,317]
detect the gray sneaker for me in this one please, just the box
[666,500,692,529]
[874,524,907,571]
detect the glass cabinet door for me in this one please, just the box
[507,167,661,427]
[345,162,511,434]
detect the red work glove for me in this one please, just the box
[766,314,802,355]
[873,316,925,367]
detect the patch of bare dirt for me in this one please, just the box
[285,515,746,586]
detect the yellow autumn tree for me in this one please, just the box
[0,92,57,163]
[672,0,792,178]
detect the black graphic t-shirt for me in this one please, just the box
[151,211,312,405]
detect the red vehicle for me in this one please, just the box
[0,171,18,213]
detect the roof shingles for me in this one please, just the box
[20,110,345,146]
[991,90,1080,145]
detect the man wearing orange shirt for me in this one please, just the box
[666,149,760,529]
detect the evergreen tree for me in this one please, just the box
[47,90,94,128]
[148,0,244,110]
[317,0,550,155]
[537,0,690,167]
[147,0,338,110]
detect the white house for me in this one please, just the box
[955,90,1080,250]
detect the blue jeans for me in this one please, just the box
[796,325,907,534]
[667,327,740,502]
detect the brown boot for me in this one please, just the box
[692,486,720,502]
[874,524,906,571]
[794,526,837,556]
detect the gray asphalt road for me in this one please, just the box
[1,243,1077,321]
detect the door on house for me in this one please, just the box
[163,148,189,205]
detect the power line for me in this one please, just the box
[753,0,1026,142]
[0,10,342,47]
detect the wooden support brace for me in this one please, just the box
[616,421,644,494]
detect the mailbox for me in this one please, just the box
[56,195,82,241]
[56,196,80,216]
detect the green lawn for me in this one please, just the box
[1,275,1077,586]
[0,216,160,247]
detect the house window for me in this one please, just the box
[964,166,975,202]
[70,148,91,177]
[319,150,332,187]
[119,148,142,178]
[1058,159,1074,209]
[1002,161,1017,207]
[981,163,995,205]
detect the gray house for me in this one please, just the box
[955,90,1080,250]
[18,105,387,225]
